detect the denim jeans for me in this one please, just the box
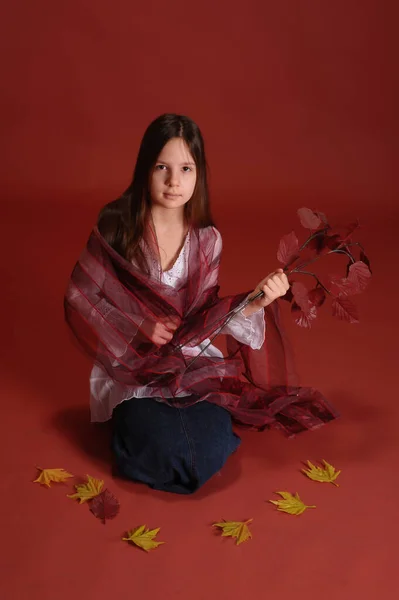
[111,397,241,494]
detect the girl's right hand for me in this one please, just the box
[140,316,180,346]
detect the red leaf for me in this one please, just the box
[307,233,328,254]
[308,287,326,307]
[332,297,359,323]
[297,208,322,230]
[328,274,357,297]
[360,251,372,272]
[325,234,341,251]
[347,261,371,293]
[281,287,294,303]
[315,211,329,225]
[342,221,360,240]
[292,281,310,312]
[90,489,120,524]
[277,232,299,266]
[329,221,360,244]
[292,302,317,328]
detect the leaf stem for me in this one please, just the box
[298,227,330,252]
[287,270,334,296]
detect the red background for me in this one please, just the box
[1,1,398,598]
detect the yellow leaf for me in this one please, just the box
[33,468,74,488]
[67,475,104,504]
[269,491,316,515]
[302,459,341,486]
[122,526,164,552]
[213,519,253,545]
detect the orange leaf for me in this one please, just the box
[33,468,74,488]
[213,519,253,545]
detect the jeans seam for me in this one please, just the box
[177,408,197,480]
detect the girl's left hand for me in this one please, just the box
[243,269,290,316]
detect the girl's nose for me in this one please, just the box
[167,169,180,187]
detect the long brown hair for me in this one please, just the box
[98,114,215,266]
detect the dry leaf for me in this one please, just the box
[269,492,316,515]
[67,475,104,504]
[33,468,74,488]
[213,519,253,545]
[123,526,164,552]
[90,489,120,523]
[302,460,341,486]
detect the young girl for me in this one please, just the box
[65,114,337,494]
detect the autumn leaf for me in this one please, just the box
[302,460,341,486]
[67,475,104,504]
[292,281,310,311]
[314,210,329,225]
[123,526,164,552]
[360,250,372,272]
[347,261,371,294]
[90,489,120,523]
[331,296,359,323]
[297,207,322,230]
[329,274,357,297]
[277,232,299,266]
[308,287,326,307]
[213,519,253,545]
[269,492,316,515]
[292,302,317,328]
[33,468,74,488]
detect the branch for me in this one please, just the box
[291,270,334,296]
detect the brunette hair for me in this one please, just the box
[98,113,214,263]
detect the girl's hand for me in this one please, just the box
[140,316,180,346]
[243,269,290,317]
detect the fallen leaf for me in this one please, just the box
[297,207,322,230]
[269,492,316,515]
[67,475,104,504]
[277,232,299,266]
[123,526,164,552]
[33,468,74,488]
[90,489,120,523]
[302,460,341,486]
[213,519,253,545]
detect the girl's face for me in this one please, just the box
[150,137,197,211]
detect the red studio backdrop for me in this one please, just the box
[1,2,398,599]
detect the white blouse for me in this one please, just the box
[89,230,265,422]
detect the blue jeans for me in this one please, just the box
[111,397,241,494]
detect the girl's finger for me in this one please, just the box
[161,319,179,332]
[265,279,279,294]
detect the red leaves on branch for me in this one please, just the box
[347,261,371,293]
[331,297,359,324]
[275,209,371,327]
[291,282,318,328]
[297,208,322,230]
[308,288,326,307]
[277,232,299,266]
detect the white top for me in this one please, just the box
[89,230,265,422]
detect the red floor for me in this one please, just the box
[2,199,397,599]
[1,2,397,598]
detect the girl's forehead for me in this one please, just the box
[157,138,194,163]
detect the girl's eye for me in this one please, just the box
[156,164,167,170]
[182,166,192,172]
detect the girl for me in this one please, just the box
[65,114,337,495]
